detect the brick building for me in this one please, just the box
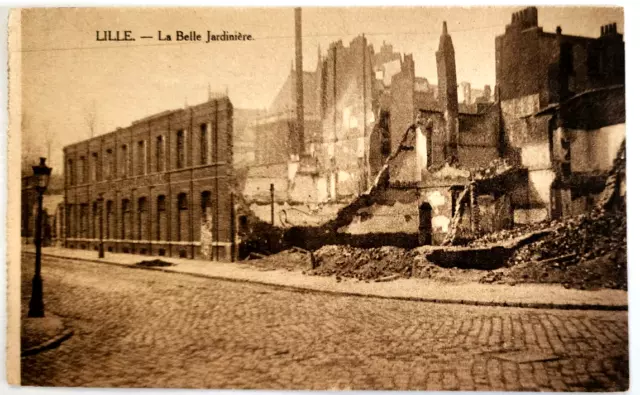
[63,97,237,260]
[496,6,625,223]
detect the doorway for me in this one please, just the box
[418,202,432,245]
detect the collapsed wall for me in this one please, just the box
[237,124,419,256]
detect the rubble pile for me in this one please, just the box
[480,210,627,290]
[471,158,514,180]
[508,209,626,266]
[467,220,555,247]
[309,245,417,281]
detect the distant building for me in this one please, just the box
[63,97,237,260]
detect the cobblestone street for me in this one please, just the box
[21,254,629,390]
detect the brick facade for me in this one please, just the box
[63,97,237,261]
[495,7,624,107]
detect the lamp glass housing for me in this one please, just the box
[32,157,52,191]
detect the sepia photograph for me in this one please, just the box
[8,4,628,391]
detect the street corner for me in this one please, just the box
[21,313,74,357]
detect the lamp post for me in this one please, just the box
[28,157,51,318]
[97,193,105,258]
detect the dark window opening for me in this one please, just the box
[67,159,75,185]
[201,191,211,212]
[200,123,208,165]
[239,215,249,233]
[176,130,185,169]
[156,195,166,241]
[157,195,166,211]
[105,149,114,179]
[106,200,113,239]
[120,145,129,177]
[92,152,100,181]
[137,140,146,175]
[79,156,86,183]
[92,201,98,239]
[156,136,165,172]
[178,193,188,210]
[137,197,147,240]
[121,199,130,240]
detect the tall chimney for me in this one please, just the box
[436,21,459,163]
[295,7,305,156]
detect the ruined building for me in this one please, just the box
[237,7,623,250]
[241,10,493,228]
[327,7,625,247]
[496,7,625,223]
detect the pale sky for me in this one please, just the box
[17,6,624,173]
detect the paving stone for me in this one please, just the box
[20,254,629,391]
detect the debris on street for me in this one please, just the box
[307,245,489,283]
[136,259,174,267]
[478,209,627,290]
[309,245,417,281]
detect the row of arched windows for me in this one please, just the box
[67,191,215,242]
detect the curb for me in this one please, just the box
[25,251,628,312]
[21,328,74,357]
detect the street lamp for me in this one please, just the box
[28,157,51,318]
[97,193,105,258]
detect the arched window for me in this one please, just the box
[200,123,208,165]
[177,193,188,241]
[156,136,165,172]
[137,197,147,240]
[200,191,212,226]
[105,149,113,179]
[106,201,113,239]
[67,159,74,185]
[121,145,129,177]
[176,130,185,169]
[156,195,166,240]
[178,193,188,211]
[92,201,98,239]
[121,199,130,240]
[201,191,211,212]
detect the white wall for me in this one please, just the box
[570,124,625,173]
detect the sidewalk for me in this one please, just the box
[21,258,74,356]
[23,245,627,310]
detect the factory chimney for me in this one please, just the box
[436,21,460,163]
[295,7,305,156]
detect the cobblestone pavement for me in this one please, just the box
[21,254,628,390]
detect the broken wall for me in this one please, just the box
[389,56,416,154]
[457,106,501,167]
[242,163,289,203]
[419,187,454,245]
[569,124,625,173]
[338,188,419,235]
[501,94,555,221]
[319,37,378,200]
